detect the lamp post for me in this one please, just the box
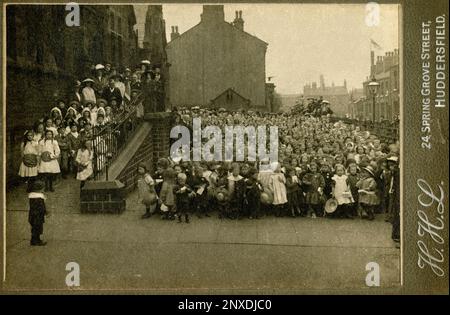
[368,77,380,122]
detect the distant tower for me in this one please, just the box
[233,10,244,31]
[320,74,325,89]
[142,5,167,67]
[370,50,375,77]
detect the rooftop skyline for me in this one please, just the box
[134,4,399,94]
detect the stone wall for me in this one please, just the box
[116,128,154,195]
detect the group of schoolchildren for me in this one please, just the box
[21,62,150,246]
[136,111,400,229]
[137,154,399,224]
[22,98,400,246]
[18,61,151,195]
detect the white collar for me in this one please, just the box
[228,174,243,181]
[28,192,46,199]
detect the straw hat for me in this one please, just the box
[363,165,375,177]
[325,198,338,213]
[387,155,399,163]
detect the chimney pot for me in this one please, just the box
[171,26,180,41]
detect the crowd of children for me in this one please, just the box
[18,62,151,194]
[19,79,400,245]
[136,108,401,245]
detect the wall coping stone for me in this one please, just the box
[101,122,152,181]
[82,180,125,191]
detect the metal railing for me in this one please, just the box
[92,93,144,180]
[329,116,399,142]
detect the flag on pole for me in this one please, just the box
[370,39,383,50]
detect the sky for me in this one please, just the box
[134,4,399,94]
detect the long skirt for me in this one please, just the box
[19,163,38,177]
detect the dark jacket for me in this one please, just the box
[29,196,46,227]
[174,184,193,212]
[102,86,123,105]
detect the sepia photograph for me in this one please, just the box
[3,2,403,293]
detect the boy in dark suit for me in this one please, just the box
[28,181,48,246]
[174,173,195,223]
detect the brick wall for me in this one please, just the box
[116,129,154,194]
[151,116,172,168]
[108,113,174,196]
[80,180,126,214]
[6,64,74,187]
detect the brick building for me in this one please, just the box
[303,75,350,117]
[5,5,138,185]
[105,6,139,70]
[166,5,268,110]
[350,49,400,121]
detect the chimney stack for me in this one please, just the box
[170,25,180,41]
[233,9,244,31]
[201,5,225,23]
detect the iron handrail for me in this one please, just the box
[92,93,144,180]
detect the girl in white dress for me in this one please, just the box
[331,164,354,218]
[76,139,94,189]
[270,162,288,217]
[38,130,61,192]
[18,130,39,192]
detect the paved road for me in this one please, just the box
[3,178,400,293]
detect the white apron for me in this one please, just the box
[38,139,61,174]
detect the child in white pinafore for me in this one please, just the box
[19,130,40,192]
[331,164,354,218]
[75,139,94,190]
[270,162,288,217]
[38,130,61,192]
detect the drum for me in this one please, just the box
[23,154,37,168]
[41,151,53,162]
